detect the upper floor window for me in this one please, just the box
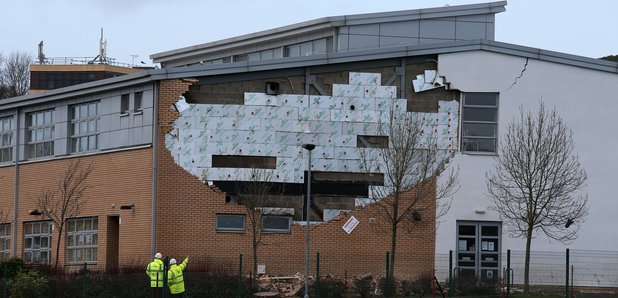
[120,94,130,114]
[134,92,143,112]
[70,101,99,153]
[24,221,52,264]
[0,224,10,261]
[235,48,283,62]
[67,217,98,264]
[27,109,54,158]
[0,116,13,162]
[285,39,327,57]
[461,93,498,153]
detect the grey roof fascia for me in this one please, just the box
[0,71,152,110]
[341,1,506,26]
[152,39,618,81]
[478,40,618,73]
[151,1,507,63]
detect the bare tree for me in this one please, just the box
[361,106,459,280]
[0,51,32,99]
[234,168,287,275]
[32,159,94,269]
[487,101,588,293]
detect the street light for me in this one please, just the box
[301,143,315,298]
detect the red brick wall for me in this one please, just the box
[1,149,152,268]
[156,79,436,278]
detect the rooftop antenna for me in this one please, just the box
[37,41,46,64]
[89,28,108,64]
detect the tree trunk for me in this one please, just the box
[389,223,397,280]
[54,224,63,270]
[524,228,533,294]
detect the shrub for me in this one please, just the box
[8,270,50,298]
[0,257,26,279]
[401,275,432,297]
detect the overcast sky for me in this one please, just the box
[1,0,616,66]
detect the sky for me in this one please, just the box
[1,0,616,66]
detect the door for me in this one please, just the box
[106,216,119,272]
[456,221,501,280]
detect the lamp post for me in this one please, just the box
[302,143,315,298]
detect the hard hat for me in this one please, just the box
[155,252,162,259]
[170,258,177,265]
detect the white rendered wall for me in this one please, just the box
[437,51,618,254]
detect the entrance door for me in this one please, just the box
[106,216,120,272]
[456,221,501,280]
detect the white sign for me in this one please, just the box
[342,216,359,234]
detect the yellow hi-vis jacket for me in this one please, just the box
[146,258,164,287]
[168,257,189,294]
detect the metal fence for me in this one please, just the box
[0,250,616,297]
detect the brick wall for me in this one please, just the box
[157,74,438,278]
[1,148,152,268]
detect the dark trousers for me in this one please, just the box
[151,287,162,298]
[171,292,185,298]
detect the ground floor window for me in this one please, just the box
[216,214,245,232]
[0,224,10,260]
[456,220,501,280]
[24,221,52,264]
[67,217,98,264]
[262,215,292,233]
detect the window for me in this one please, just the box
[216,214,245,232]
[0,224,10,260]
[24,221,52,264]
[27,109,54,158]
[285,39,328,57]
[0,116,13,162]
[461,93,498,153]
[262,216,291,233]
[134,92,143,112]
[67,217,98,264]
[234,48,282,62]
[120,94,130,114]
[70,101,99,153]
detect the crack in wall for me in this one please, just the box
[505,57,529,91]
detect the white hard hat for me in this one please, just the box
[170,258,177,265]
[155,252,162,259]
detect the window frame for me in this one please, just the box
[0,116,14,163]
[216,214,246,233]
[23,221,52,264]
[134,91,143,113]
[27,109,55,159]
[66,217,98,264]
[0,224,10,260]
[461,93,499,153]
[70,101,100,153]
[262,215,292,233]
[120,94,130,114]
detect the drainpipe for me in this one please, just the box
[151,82,160,257]
[12,109,20,256]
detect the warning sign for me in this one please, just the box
[342,216,359,234]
